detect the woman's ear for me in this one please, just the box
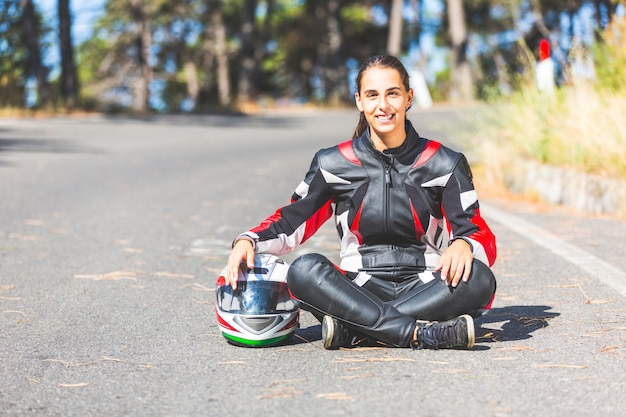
[406,88,414,109]
[355,92,364,112]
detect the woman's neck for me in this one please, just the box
[370,129,406,151]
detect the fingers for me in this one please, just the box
[226,239,255,290]
[438,241,473,288]
[445,258,473,287]
[226,252,241,290]
[447,258,472,288]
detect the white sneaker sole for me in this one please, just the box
[461,314,475,349]
[322,315,336,350]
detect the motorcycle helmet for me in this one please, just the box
[215,254,299,347]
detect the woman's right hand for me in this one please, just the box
[225,238,255,290]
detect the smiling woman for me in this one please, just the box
[223,55,498,351]
[353,57,414,150]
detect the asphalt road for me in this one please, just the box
[1,109,625,417]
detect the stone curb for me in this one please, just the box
[505,160,626,216]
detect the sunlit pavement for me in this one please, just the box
[1,112,624,417]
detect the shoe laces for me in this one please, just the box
[414,320,460,350]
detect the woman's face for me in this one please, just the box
[355,66,413,147]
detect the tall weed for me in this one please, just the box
[465,16,626,186]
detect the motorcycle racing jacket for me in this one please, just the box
[237,121,497,282]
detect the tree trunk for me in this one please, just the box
[237,0,257,106]
[184,61,199,111]
[20,0,50,107]
[592,0,618,29]
[130,0,152,113]
[257,0,274,61]
[314,0,328,101]
[211,4,231,108]
[387,0,403,56]
[325,0,347,104]
[410,0,428,75]
[446,0,472,101]
[58,0,79,110]
[312,0,349,103]
[492,44,511,95]
[201,3,214,97]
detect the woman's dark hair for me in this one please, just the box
[352,55,411,139]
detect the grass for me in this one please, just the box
[477,16,626,180]
[466,83,626,181]
[460,17,626,208]
[448,79,626,216]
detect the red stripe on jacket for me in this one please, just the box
[413,140,441,168]
[338,140,362,166]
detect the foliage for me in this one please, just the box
[463,17,626,185]
[0,1,28,108]
[592,16,626,93]
[1,0,625,113]
[0,0,54,109]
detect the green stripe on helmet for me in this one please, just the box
[222,332,293,347]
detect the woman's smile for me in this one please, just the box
[375,113,395,123]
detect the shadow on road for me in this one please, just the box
[475,305,560,344]
[0,138,102,155]
[278,304,560,350]
[100,113,306,129]
[292,324,323,345]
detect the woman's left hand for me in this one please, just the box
[435,239,473,287]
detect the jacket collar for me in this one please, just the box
[361,120,423,164]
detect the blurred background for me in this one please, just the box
[2,0,625,210]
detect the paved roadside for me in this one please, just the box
[0,112,624,417]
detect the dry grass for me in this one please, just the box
[467,84,626,182]
[466,17,626,192]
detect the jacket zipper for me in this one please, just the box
[383,154,394,233]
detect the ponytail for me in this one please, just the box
[352,112,368,139]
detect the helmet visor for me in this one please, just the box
[216,281,297,314]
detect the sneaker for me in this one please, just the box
[321,315,352,350]
[412,314,475,350]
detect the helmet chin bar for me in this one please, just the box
[236,315,283,333]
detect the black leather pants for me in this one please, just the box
[286,253,497,347]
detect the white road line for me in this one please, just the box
[482,202,626,298]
